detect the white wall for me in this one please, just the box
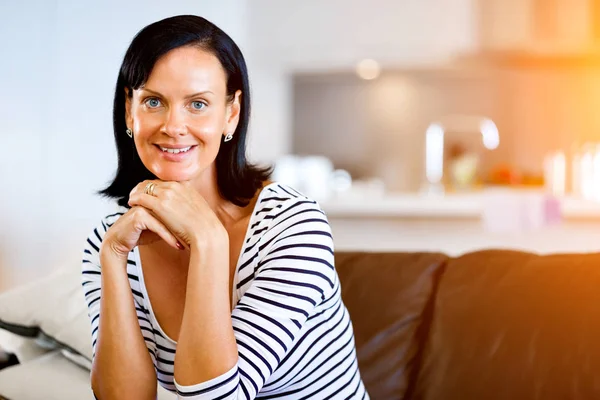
[0,0,249,290]
[0,0,477,290]
[245,0,478,162]
[248,0,478,70]
[1,0,57,290]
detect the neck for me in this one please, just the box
[188,164,247,229]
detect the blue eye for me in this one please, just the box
[191,101,206,110]
[145,98,161,108]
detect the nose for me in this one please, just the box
[161,107,188,137]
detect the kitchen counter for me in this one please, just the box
[319,190,600,219]
[317,189,600,255]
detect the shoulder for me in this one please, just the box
[257,182,329,224]
[255,182,334,254]
[251,183,337,290]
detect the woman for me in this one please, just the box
[81,15,369,399]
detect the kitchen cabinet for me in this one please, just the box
[478,0,599,54]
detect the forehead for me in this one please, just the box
[142,46,227,94]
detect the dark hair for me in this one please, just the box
[99,15,272,207]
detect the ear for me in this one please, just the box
[124,88,133,131]
[225,90,242,136]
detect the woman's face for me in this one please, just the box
[125,46,241,184]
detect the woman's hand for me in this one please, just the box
[100,206,184,261]
[127,180,228,250]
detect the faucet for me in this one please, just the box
[424,115,499,194]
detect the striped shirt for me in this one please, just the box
[81,182,369,399]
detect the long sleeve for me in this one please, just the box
[174,198,339,399]
[80,212,158,367]
[81,185,368,399]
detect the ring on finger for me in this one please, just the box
[144,182,157,197]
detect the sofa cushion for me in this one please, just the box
[0,350,177,400]
[0,329,51,365]
[0,265,92,362]
[0,350,94,400]
[335,251,448,400]
[412,250,600,400]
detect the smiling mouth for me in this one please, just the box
[155,145,197,154]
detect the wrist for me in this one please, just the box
[189,235,229,267]
[99,242,130,266]
[189,228,228,252]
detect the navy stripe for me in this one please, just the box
[235,305,294,341]
[259,254,334,271]
[254,276,325,300]
[176,367,238,396]
[260,267,334,289]
[232,314,287,351]
[233,324,281,363]
[86,238,99,253]
[82,189,366,399]
[244,292,309,319]
[258,286,317,306]
[269,242,334,256]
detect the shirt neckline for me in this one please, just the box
[134,182,278,344]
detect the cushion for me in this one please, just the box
[413,250,600,400]
[0,350,93,400]
[0,329,51,364]
[0,265,93,362]
[60,348,92,370]
[0,350,177,400]
[334,251,448,400]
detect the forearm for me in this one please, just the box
[174,244,238,386]
[92,251,157,400]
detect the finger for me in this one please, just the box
[129,179,161,199]
[131,200,188,250]
[128,191,161,211]
[147,180,180,198]
[129,180,148,198]
[136,208,183,251]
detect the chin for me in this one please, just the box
[151,169,193,182]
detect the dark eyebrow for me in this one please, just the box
[140,88,214,99]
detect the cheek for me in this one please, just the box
[190,111,227,138]
[132,110,161,134]
[190,125,223,147]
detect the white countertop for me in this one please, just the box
[327,218,600,255]
[319,189,600,219]
[318,188,600,255]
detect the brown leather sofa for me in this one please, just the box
[336,250,600,400]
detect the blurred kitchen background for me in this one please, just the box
[4,0,600,290]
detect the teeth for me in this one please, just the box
[159,146,192,154]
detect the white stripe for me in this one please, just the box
[81,183,369,399]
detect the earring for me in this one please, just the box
[126,128,133,138]
[224,132,233,142]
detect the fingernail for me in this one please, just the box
[176,241,184,250]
